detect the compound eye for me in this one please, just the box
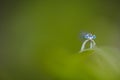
[93,35,96,39]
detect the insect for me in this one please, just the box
[80,32,96,52]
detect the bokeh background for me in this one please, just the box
[0,0,120,80]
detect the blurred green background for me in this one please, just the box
[0,0,120,80]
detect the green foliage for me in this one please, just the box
[38,47,120,80]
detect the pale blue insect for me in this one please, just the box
[84,33,96,40]
[80,32,96,40]
[79,32,96,52]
